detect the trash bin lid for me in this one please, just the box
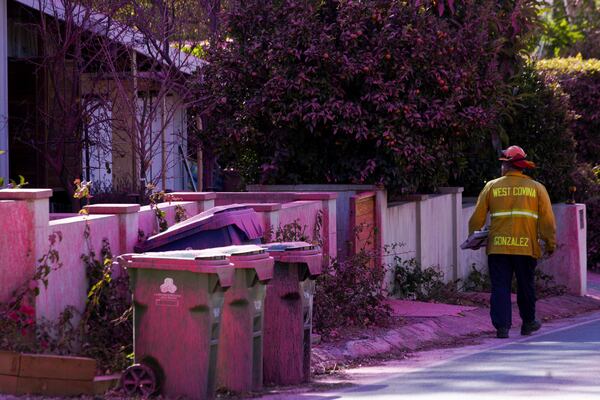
[261,242,322,278]
[194,245,274,282]
[136,204,264,252]
[137,250,228,261]
[195,244,266,257]
[117,251,235,288]
[261,242,317,252]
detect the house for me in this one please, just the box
[0,0,203,210]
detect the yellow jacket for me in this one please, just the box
[469,171,556,258]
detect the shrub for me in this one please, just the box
[461,264,492,293]
[537,57,600,168]
[586,195,600,271]
[461,264,567,299]
[0,232,132,374]
[536,57,600,267]
[313,250,391,335]
[199,0,537,194]
[392,257,460,302]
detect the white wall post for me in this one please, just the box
[0,0,9,183]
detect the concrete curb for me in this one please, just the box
[311,295,600,373]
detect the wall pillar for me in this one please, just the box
[539,204,587,296]
[294,193,338,261]
[84,204,141,255]
[0,189,51,305]
[439,187,464,281]
[0,0,9,183]
[245,203,281,242]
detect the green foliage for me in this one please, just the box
[460,63,581,202]
[146,184,185,233]
[535,0,600,59]
[536,57,600,267]
[8,175,29,189]
[174,204,188,223]
[461,264,567,298]
[540,16,585,57]
[461,264,492,293]
[80,237,132,373]
[537,56,600,74]
[392,257,459,302]
[179,43,207,59]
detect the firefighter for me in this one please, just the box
[469,145,556,339]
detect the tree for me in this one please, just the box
[94,0,203,197]
[13,0,203,208]
[198,0,540,194]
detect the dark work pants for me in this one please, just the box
[488,254,537,330]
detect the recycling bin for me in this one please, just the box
[135,205,264,253]
[190,245,274,393]
[118,251,235,400]
[261,242,322,385]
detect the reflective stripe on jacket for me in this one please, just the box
[468,171,556,258]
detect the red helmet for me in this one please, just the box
[499,145,535,169]
[499,145,527,161]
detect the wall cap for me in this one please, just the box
[85,204,141,214]
[244,203,282,212]
[247,184,379,192]
[293,192,338,200]
[438,187,464,194]
[169,192,217,201]
[398,194,429,202]
[0,189,53,200]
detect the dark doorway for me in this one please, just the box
[7,58,45,188]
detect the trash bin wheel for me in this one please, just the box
[120,363,159,397]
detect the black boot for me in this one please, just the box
[496,328,509,339]
[521,320,542,336]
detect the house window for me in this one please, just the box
[82,99,112,188]
[136,94,187,191]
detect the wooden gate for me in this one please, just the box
[349,191,378,258]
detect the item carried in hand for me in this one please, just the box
[460,230,489,250]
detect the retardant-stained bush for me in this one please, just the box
[198,0,538,194]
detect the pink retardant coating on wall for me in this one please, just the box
[262,243,323,385]
[216,250,274,393]
[120,253,234,400]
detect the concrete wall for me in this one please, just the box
[248,184,380,259]
[210,191,338,260]
[459,202,587,296]
[0,189,333,322]
[539,204,587,296]
[383,189,587,296]
[383,189,463,285]
[459,204,488,279]
[278,201,323,242]
[0,200,35,303]
[40,214,121,322]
